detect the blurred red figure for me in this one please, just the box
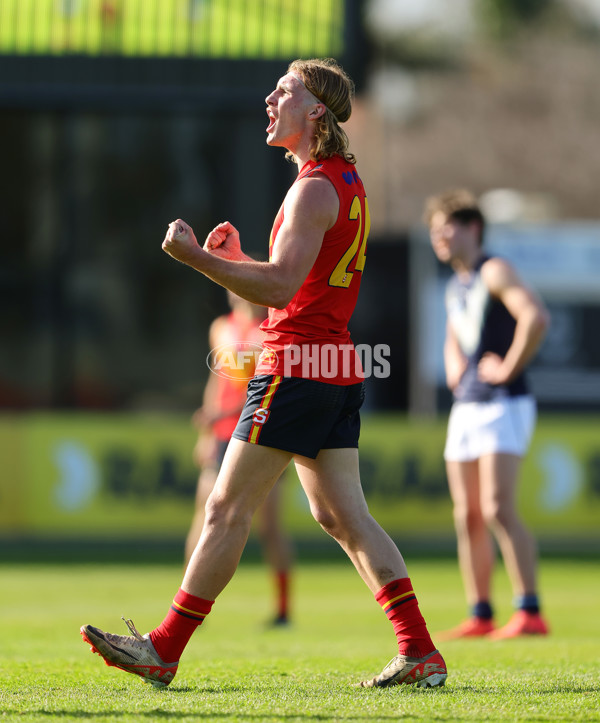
[187,291,292,625]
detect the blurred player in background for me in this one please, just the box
[82,57,447,690]
[187,290,292,625]
[425,189,550,640]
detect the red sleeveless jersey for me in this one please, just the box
[255,155,370,385]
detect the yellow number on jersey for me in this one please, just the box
[328,195,370,288]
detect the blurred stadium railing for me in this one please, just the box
[0,0,369,110]
[1,0,344,58]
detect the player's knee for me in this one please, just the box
[312,505,366,548]
[481,499,510,530]
[310,505,342,538]
[204,492,251,531]
[454,504,485,535]
[202,494,225,528]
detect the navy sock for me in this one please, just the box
[515,594,540,614]
[471,601,493,620]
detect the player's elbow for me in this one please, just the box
[264,262,305,309]
[522,304,550,341]
[269,293,293,310]
[267,281,297,309]
[535,307,551,338]
[246,288,291,309]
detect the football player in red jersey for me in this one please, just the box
[81,58,447,690]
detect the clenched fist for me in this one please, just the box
[203,221,247,261]
[162,219,200,264]
[163,218,251,267]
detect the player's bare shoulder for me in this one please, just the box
[285,173,339,231]
[480,255,522,296]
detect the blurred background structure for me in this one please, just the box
[1,0,599,558]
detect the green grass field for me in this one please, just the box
[1,558,598,722]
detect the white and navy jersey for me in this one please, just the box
[446,255,529,403]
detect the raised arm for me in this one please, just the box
[161,174,338,309]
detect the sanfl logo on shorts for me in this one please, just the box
[252,408,270,425]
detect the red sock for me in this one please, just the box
[275,570,289,619]
[149,588,214,662]
[375,577,435,658]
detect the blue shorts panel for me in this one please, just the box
[231,375,365,459]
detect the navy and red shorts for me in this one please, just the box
[231,375,365,459]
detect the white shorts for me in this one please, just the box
[444,395,537,462]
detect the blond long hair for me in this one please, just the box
[287,58,356,164]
